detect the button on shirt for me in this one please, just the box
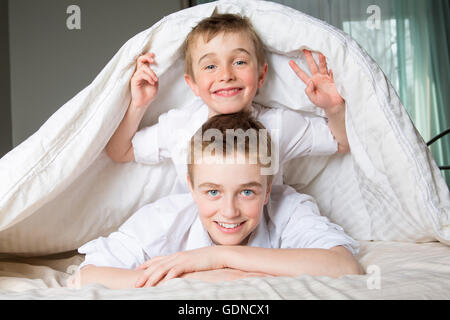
[132,99,338,194]
[79,185,359,270]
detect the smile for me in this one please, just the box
[213,87,243,97]
[215,221,246,233]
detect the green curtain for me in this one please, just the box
[194,0,450,185]
[394,0,450,185]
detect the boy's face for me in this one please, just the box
[185,32,267,117]
[188,156,271,246]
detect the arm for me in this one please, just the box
[134,245,362,287]
[73,265,146,289]
[179,268,271,282]
[221,245,362,278]
[289,50,350,153]
[105,52,159,162]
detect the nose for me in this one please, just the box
[221,195,240,219]
[219,65,235,82]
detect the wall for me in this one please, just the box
[7,0,181,150]
[0,0,12,157]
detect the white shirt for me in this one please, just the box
[78,185,359,269]
[132,99,338,194]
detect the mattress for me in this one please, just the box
[1,241,449,299]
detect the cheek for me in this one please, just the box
[242,199,264,220]
[198,75,214,91]
[196,198,217,220]
[240,69,259,88]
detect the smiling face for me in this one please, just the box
[184,31,268,117]
[188,156,271,246]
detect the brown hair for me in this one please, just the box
[182,12,266,80]
[187,111,273,186]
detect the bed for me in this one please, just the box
[0,0,449,299]
[0,240,449,299]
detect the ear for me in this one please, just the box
[187,173,194,194]
[184,73,200,97]
[258,63,268,88]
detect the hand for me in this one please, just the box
[289,50,344,113]
[133,247,226,287]
[130,52,159,109]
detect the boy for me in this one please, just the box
[71,112,361,289]
[105,13,349,193]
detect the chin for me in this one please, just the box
[215,105,248,115]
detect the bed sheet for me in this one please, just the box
[0,241,448,299]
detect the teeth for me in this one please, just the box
[216,88,240,94]
[218,222,242,229]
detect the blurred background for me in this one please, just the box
[0,0,448,184]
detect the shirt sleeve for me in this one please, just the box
[77,203,158,270]
[276,188,359,256]
[78,231,148,270]
[277,109,338,162]
[131,112,172,165]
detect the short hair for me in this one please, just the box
[187,111,273,186]
[182,12,266,80]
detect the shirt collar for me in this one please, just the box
[185,215,214,250]
[246,209,272,248]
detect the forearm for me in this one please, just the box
[77,265,145,289]
[325,103,350,153]
[221,246,362,278]
[180,268,271,283]
[105,102,147,162]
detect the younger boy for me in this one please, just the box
[71,112,361,289]
[105,13,349,193]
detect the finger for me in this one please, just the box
[135,70,155,86]
[143,269,167,287]
[162,267,183,283]
[305,80,317,100]
[143,65,158,82]
[140,67,158,84]
[318,53,328,75]
[134,256,165,270]
[289,60,310,85]
[135,272,149,288]
[137,53,156,68]
[330,69,334,81]
[303,50,319,75]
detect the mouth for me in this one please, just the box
[213,87,243,97]
[215,221,246,233]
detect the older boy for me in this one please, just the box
[105,13,349,193]
[72,112,361,289]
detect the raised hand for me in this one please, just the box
[289,50,344,113]
[130,52,159,109]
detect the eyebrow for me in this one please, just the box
[198,181,263,189]
[197,48,252,65]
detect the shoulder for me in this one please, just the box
[252,103,308,129]
[268,185,317,217]
[165,99,207,121]
[120,193,197,245]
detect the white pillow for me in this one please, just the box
[0,0,448,255]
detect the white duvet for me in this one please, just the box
[0,0,449,261]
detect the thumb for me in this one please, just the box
[305,80,315,94]
[305,80,317,101]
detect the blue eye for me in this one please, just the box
[208,190,219,197]
[205,65,215,70]
[241,190,254,197]
[235,60,246,66]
